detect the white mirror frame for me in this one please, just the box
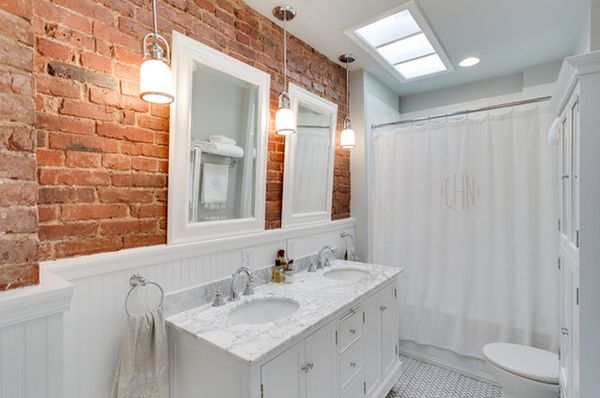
[167,31,270,244]
[282,83,338,228]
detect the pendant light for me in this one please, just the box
[339,53,356,149]
[273,5,297,135]
[139,0,174,104]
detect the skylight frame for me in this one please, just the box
[345,1,454,83]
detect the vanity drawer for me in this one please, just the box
[341,370,364,398]
[340,340,363,389]
[339,307,362,352]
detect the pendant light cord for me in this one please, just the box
[152,0,158,37]
[345,61,350,119]
[283,16,288,92]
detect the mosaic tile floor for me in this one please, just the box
[386,355,502,398]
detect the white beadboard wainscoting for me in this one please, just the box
[0,272,74,398]
[42,218,356,398]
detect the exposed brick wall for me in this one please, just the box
[0,0,351,277]
[0,0,39,289]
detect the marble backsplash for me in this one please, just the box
[164,252,325,316]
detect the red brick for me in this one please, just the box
[89,87,148,112]
[62,203,128,221]
[98,219,157,235]
[37,112,95,135]
[0,0,32,20]
[92,20,138,51]
[60,99,114,121]
[48,132,118,153]
[35,74,81,98]
[0,264,39,291]
[37,148,64,166]
[97,187,153,203]
[47,61,116,89]
[39,169,111,186]
[0,125,35,151]
[0,207,37,233]
[0,183,37,206]
[0,152,35,179]
[131,203,166,218]
[81,51,112,73]
[38,205,57,222]
[54,237,122,258]
[0,92,34,124]
[33,0,92,34]
[131,157,157,172]
[123,234,165,249]
[97,122,153,143]
[50,0,113,25]
[138,115,168,131]
[65,151,101,168]
[38,222,97,240]
[0,239,37,265]
[0,8,33,45]
[111,173,166,188]
[102,153,130,169]
[115,46,142,65]
[36,37,74,62]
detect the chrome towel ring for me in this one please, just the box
[124,273,165,316]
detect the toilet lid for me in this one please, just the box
[483,343,559,384]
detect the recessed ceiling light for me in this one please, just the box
[459,57,480,67]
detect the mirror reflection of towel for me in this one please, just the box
[201,163,229,210]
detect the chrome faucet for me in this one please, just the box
[317,246,337,269]
[230,267,254,301]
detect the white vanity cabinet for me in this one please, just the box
[169,274,402,398]
[261,320,338,398]
[551,50,600,398]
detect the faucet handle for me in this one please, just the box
[212,288,225,307]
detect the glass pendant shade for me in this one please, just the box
[275,106,296,136]
[340,127,356,149]
[140,58,174,104]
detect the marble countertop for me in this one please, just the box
[166,260,403,364]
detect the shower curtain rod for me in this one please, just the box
[371,95,552,130]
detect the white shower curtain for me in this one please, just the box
[371,105,559,359]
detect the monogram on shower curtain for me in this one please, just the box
[371,105,559,359]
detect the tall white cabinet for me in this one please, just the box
[551,50,600,398]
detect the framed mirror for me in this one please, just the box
[168,32,270,244]
[282,84,338,228]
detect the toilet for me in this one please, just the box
[483,343,559,398]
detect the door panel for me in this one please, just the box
[261,341,305,398]
[363,290,382,397]
[381,284,399,377]
[306,320,338,398]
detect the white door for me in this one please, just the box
[261,341,305,398]
[363,290,382,397]
[306,320,338,398]
[381,284,399,377]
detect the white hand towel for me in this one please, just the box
[112,308,169,398]
[547,117,560,145]
[201,163,229,210]
[208,134,236,145]
[202,142,245,158]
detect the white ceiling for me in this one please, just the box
[244,0,589,96]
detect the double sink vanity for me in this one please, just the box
[166,259,403,398]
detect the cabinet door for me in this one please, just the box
[559,113,571,241]
[560,252,580,398]
[261,341,305,398]
[570,96,580,249]
[363,292,382,397]
[381,284,399,377]
[306,320,338,398]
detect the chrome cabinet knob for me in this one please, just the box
[349,362,357,368]
[379,305,387,311]
[349,329,356,334]
[561,328,569,336]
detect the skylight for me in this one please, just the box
[349,3,453,81]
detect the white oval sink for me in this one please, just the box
[323,268,370,281]
[228,297,300,325]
